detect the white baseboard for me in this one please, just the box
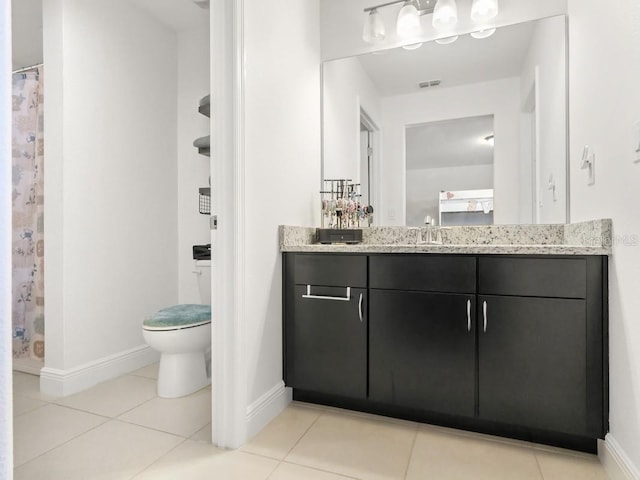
[599,434,640,480]
[245,381,292,440]
[40,344,160,397]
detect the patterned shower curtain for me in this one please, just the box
[12,68,45,361]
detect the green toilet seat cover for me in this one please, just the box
[143,304,211,331]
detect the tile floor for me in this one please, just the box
[13,366,610,480]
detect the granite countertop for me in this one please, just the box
[279,220,612,256]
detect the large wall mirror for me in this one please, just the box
[322,15,569,226]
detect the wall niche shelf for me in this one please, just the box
[198,94,210,118]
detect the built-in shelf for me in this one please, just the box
[198,94,210,118]
[193,135,210,157]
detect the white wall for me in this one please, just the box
[380,77,520,225]
[568,0,640,477]
[42,0,178,390]
[177,26,210,304]
[406,164,493,226]
[320,0,568,61]
[242,0,321,436]
[1,0,14,474]
[323,55,381,181]
[520,15,567,224]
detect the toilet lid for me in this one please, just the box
[143,304,211,331]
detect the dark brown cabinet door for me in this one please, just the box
[285,285,367,399]
[369,289,476,417]
[478,295,588,435]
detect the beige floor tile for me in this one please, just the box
[55,375,157,417]
[286,411,417,480]
[269,462,359,480]
[119,387,211,437]
[13,404,107,467]
[242,404,321,460]
[13,394,47,417]
[295,401,418,429]
[133,440,279,480]
[131,363,159,379]
[12,371,35,387]
[406,428,543,480]
[12,372,58,402]
[190,423,212,443]
[535,450,609,480]
[14,420,184,480]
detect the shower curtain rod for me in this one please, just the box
[12,62,43,74]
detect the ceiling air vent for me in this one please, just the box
[419,80,441,89]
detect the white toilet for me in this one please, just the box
[143,259,212,398]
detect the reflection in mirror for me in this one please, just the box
[405,115,494,226]
[322,15,568,226]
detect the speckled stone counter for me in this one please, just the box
[279,219,612,255]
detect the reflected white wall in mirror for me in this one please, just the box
[322,14,568,226]
[405,115,494,226]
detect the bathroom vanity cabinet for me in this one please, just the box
[282,252,608,452]
[284,255,367,399]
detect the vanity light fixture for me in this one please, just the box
[362,0,436,45]
[470,28,496,39]
[402,42,424,50]
[435,35,459,44]
[397,1,421,39]
[432,0,458,29]
[470,0,499,23]
[363,8,386,43]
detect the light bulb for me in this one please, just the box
[470,0,498,23]
[470,28,496,39]
[363,8,386,44]
[435,35,459,44]
[432,0,458,29]
[396,1,421,40]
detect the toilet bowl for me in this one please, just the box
[142,260,211,398]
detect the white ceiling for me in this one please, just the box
[11,0,208,70]
[406,115,494,170]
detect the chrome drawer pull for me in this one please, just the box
[358,293,364,322]
[302,285,351,302]
[483,300,488,332]
[467,299,471,332]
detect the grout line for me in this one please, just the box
[127,437,189,480]
[279,460,363,480]
[264,459,284,480]
[13,414,111,469]
[280,406,324,459]
[112,417,195,439]
[403,425,420,480]
[533,448,547,480]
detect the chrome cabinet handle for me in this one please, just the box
[358,293,364,323]
[301,285,351,302]
[466,299,471,332]
[482,300,488,332]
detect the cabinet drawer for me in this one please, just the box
[291,254,366,288]
[370,255,476,294]
[479,257,587,299]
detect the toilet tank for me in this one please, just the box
[194,260,211,305]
